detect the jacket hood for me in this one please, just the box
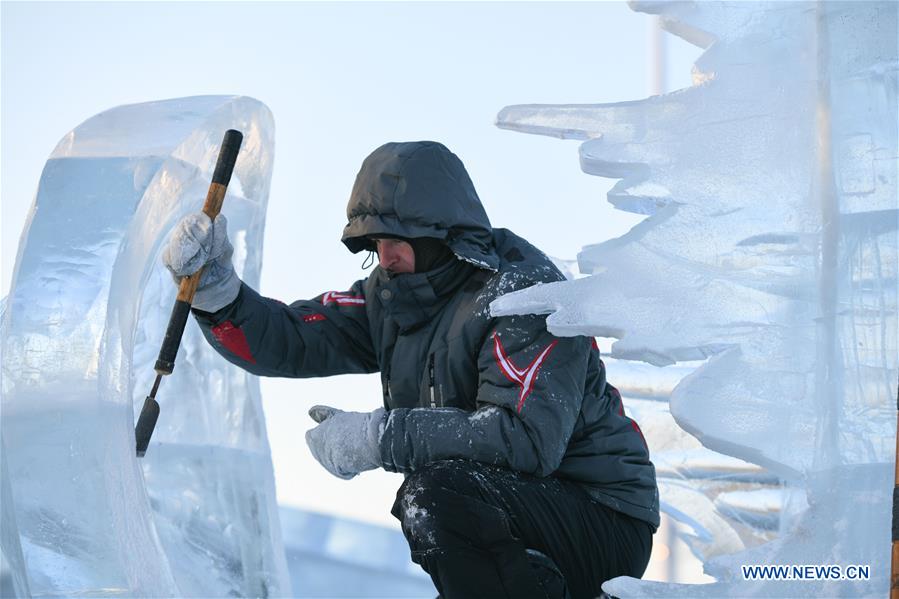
[342,141,499,271]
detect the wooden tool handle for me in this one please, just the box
[155,129,243,375]
[176,129,243,303]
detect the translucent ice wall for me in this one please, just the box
[0,96,290,596]
[493,1,897,596]
[1,437,30,598]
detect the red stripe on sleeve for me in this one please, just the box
[610,385,648,449]
[631,420,648,448]
[211,320,257,364]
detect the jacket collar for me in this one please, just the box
[374,259,476,332]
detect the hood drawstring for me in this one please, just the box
[361,250,376,270]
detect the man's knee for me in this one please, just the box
[392,460,510,551]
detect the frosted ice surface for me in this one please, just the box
[606,464,890,598]
[1,438,30,598]
[493,1,896,596]
[0,96,289,596]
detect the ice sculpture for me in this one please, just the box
[0,96,290,596]
[607,357,777,563]
[1,438,30,598]
[493,1,897,596]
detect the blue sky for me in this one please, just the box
[2,1,700,526]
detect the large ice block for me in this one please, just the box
[493,1,897,596]
[1,437,30,598]
[0,96,290,596]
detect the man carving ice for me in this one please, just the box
[163,140,659,599]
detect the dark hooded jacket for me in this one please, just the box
[194,141,660,529]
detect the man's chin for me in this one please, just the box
[386,268,414,277]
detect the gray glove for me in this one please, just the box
[305,405,386,480]
[162,212,241,312]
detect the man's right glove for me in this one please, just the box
[305,405,386,480]
[162,212,241,313]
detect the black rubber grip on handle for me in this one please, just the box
[154,300,192,375]
[212,129,243,186]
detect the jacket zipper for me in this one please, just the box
[428,354,437,408]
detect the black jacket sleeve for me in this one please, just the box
[379,312,589,477]
[193,280,378,377]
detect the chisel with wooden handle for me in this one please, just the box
[135,129,243,457]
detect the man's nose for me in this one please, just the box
[379,248,396,269]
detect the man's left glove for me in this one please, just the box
[305,405,386,480]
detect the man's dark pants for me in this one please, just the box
[392,460,653,599]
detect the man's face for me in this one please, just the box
[374,238,415,274]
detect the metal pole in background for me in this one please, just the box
[648,12,677,583]
[649,15,667,96]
